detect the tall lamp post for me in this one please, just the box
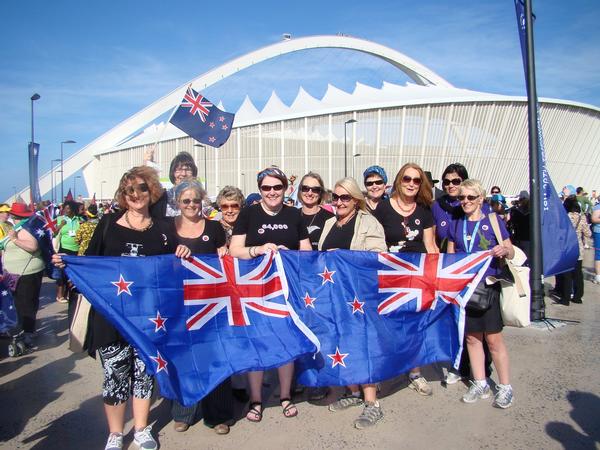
[51,159,61,203]
[73,175,81,198]
[30,94,40,204]
[352,153,362,179]
[344,119,357,177]
[60,140,76,202]
[194,144,207,192]
[101,180,107,202]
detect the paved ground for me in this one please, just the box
[1,253,599,450]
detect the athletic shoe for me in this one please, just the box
[444,371,463,385]
[133,426,157,450]
[104,433,123,450]
[328,394,363,412]
[354,401,383,429]
[593,275,600,285]
[493,384,514,409]
[409,376,433,396]
[462,381,490,403]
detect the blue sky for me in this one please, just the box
[1,0,598,202]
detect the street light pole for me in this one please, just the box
[30,94,40,205]
[352,153,362,179]
[60,140,76,202]
[73,175,81,198]
[51,159,61,203]
[101,181,107,202]
[344,119,357,178]
[194,144,207,192]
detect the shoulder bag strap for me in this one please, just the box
[488,212,526,297]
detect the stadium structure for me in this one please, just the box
[21,35,600,202]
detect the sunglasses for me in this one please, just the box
[220,203,240,211]
[491,191,501,194]
[301,185,322,194]
[331,193,353,203]
[259,184,285,192]
[458,195,480,201]
[401,176,422,185]
[442,178,462,186]
[365,179,385,187]
[124,183,149,196]
[180,198,202,205]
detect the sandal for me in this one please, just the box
[280,398,298,418]
[246,401,263,422]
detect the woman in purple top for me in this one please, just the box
[431,163,469,251]
[448,179,515,409]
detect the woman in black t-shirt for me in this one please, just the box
[372,162,438,397]
[169,180,232,435]
[230,167,310,423]
[53,166,191,450]
[299,171,334,250]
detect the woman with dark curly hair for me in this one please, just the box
[53,166,191,450]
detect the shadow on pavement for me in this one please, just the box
[546,390,600,449]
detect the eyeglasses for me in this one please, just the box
[442,178,462,186]
[300,185,322,194]
[124,183,149,196]
[401,176,422,185]
[180,198,202,205]
[457,195,480,201]
[491,190,500,194]
[365,179,385,187]
[174,166,192,173]
[259,184,285,192]
[331,193,353,203]
[220,203,240,211]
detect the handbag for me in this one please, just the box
[69,293,91,352]
[466,280,494,312]
[488,213,531,327]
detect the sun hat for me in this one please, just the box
[0,203,11,213]
[9,202,34,218]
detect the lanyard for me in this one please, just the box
[462,218,482,253]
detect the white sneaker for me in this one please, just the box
[462,381,490,403]
[594,275,600,285]
[409,376,433,396]
[444,371,463,385]
[105,433,123,450]
[133,426,157,450]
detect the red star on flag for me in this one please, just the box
[218,116,225,122]
[209,136,216,143]
[318,266,336,285]
[303,293,316,308]
[111,275,133,296]
[327,347,349,368]
[348,297,365,314]
[150,351,168,373]
[149,311,167,332]
[222,124,228,130]
[209,122,216,128]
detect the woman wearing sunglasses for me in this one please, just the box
[432,163,469,252]
[299,172,334,250]
[53,166,191,450]
[363,165,388,213]
[447,179,515,409]
[216,186,245,246]
[169,180,232,435]
[317,177,386,429]
[230,166,311,422]
[372,162,437,397]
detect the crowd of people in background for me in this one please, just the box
[2,151,599,449]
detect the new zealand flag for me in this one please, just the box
[169,87,235,148]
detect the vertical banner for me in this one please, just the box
[28,142,41,205]
[514,0,578,276]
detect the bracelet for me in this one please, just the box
[248,246,255,258]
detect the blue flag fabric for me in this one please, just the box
[169,87,235,148]
[514,0,579,276]
[63,250,491,404]
[21,204,61,279]
[0,263,18,335]
[28,143,41,205]
[63,253,318,406]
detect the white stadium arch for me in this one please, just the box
[15,35,600,202]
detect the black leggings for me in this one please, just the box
[13,271,44,333]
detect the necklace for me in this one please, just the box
[125,211,153,232]
[395,197,416,215]
[336,209,357,228]
[302,207,320,229]
[261,203,283,216]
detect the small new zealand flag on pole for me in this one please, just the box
[169,86,235,147]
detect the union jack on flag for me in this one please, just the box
[180,87,213,122]
[377,251,492,315]
[182,253,291,330]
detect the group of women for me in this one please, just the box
[52,153,516,449]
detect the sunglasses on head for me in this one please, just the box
[458,195,480,201]
[220,203,240,211]
[259,184,285,192]
[124,183,149,196]
[365,179,385,187]
[442,178,462,186]
[401,176,422,185]
[331,193,353,202]
[301,185,322,194]
[180,198,202,205]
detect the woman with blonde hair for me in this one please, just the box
[318,177,387,429]
[372,162,437,396]
[299,171,334,250]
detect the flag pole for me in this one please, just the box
[523,0,545,321]
[148,84,191,158]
